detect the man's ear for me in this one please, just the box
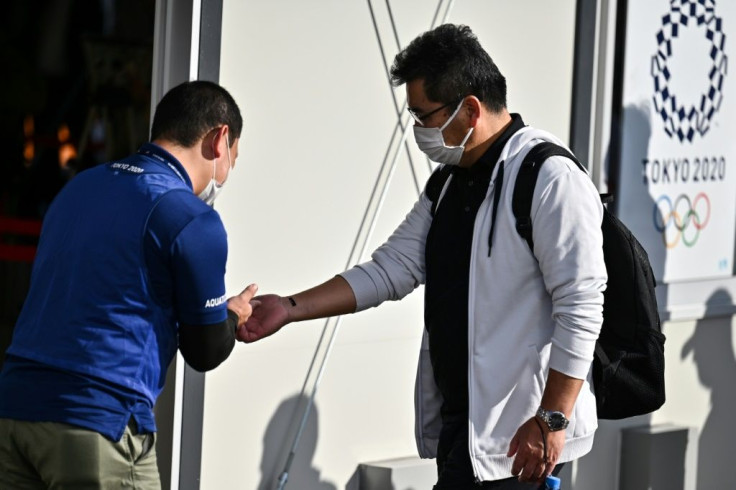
[465,96,482,127]
[212,125,230,159]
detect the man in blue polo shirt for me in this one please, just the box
[0,80,255,489]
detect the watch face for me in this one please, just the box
[548,411,568,430]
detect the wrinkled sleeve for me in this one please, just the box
[531,159,607,379]
[145,193,232,371]
[340,194,434,311]
[170,211,229,325]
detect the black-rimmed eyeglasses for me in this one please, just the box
[407,98,463,126]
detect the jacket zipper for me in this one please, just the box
[466,176,499,483]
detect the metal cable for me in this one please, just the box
[275,2,454,487]
[369,0,421,195]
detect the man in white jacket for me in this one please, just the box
[241,24,606,489]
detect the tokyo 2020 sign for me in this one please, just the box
[616,0,736,283]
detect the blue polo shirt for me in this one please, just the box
[0,143,229,441]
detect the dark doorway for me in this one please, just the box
[0,0,156,368]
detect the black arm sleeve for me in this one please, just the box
[179,309,238,372]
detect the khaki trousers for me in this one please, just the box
[0,418,161,490]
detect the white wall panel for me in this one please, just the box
[205,1,576,488]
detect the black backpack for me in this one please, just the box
[426,141,666,419]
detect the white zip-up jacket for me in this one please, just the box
[340,125,607,481]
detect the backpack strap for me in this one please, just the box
[425,165,453,216]
[512,142,585,251]
[487,161,504,257]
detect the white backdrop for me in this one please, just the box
[205,1,576,489]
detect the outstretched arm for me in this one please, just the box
[238,276,356,343]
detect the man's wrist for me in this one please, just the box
[282,295,298,323]
[536,406,569,432]
[226,309,240,332]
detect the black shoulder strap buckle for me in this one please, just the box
[516,216,533,238]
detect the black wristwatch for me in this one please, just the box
[536,406,569,431]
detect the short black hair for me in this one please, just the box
[390,24,507,113]
[150,81,243,147]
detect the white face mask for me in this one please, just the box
[198,134,233,206]
[413,101,474,166]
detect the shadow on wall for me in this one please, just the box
[575,103,662,489]
[680,289,736,490]
[619,104,663,288]
[259,393,336,490]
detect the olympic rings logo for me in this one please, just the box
[653,193,711,248]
